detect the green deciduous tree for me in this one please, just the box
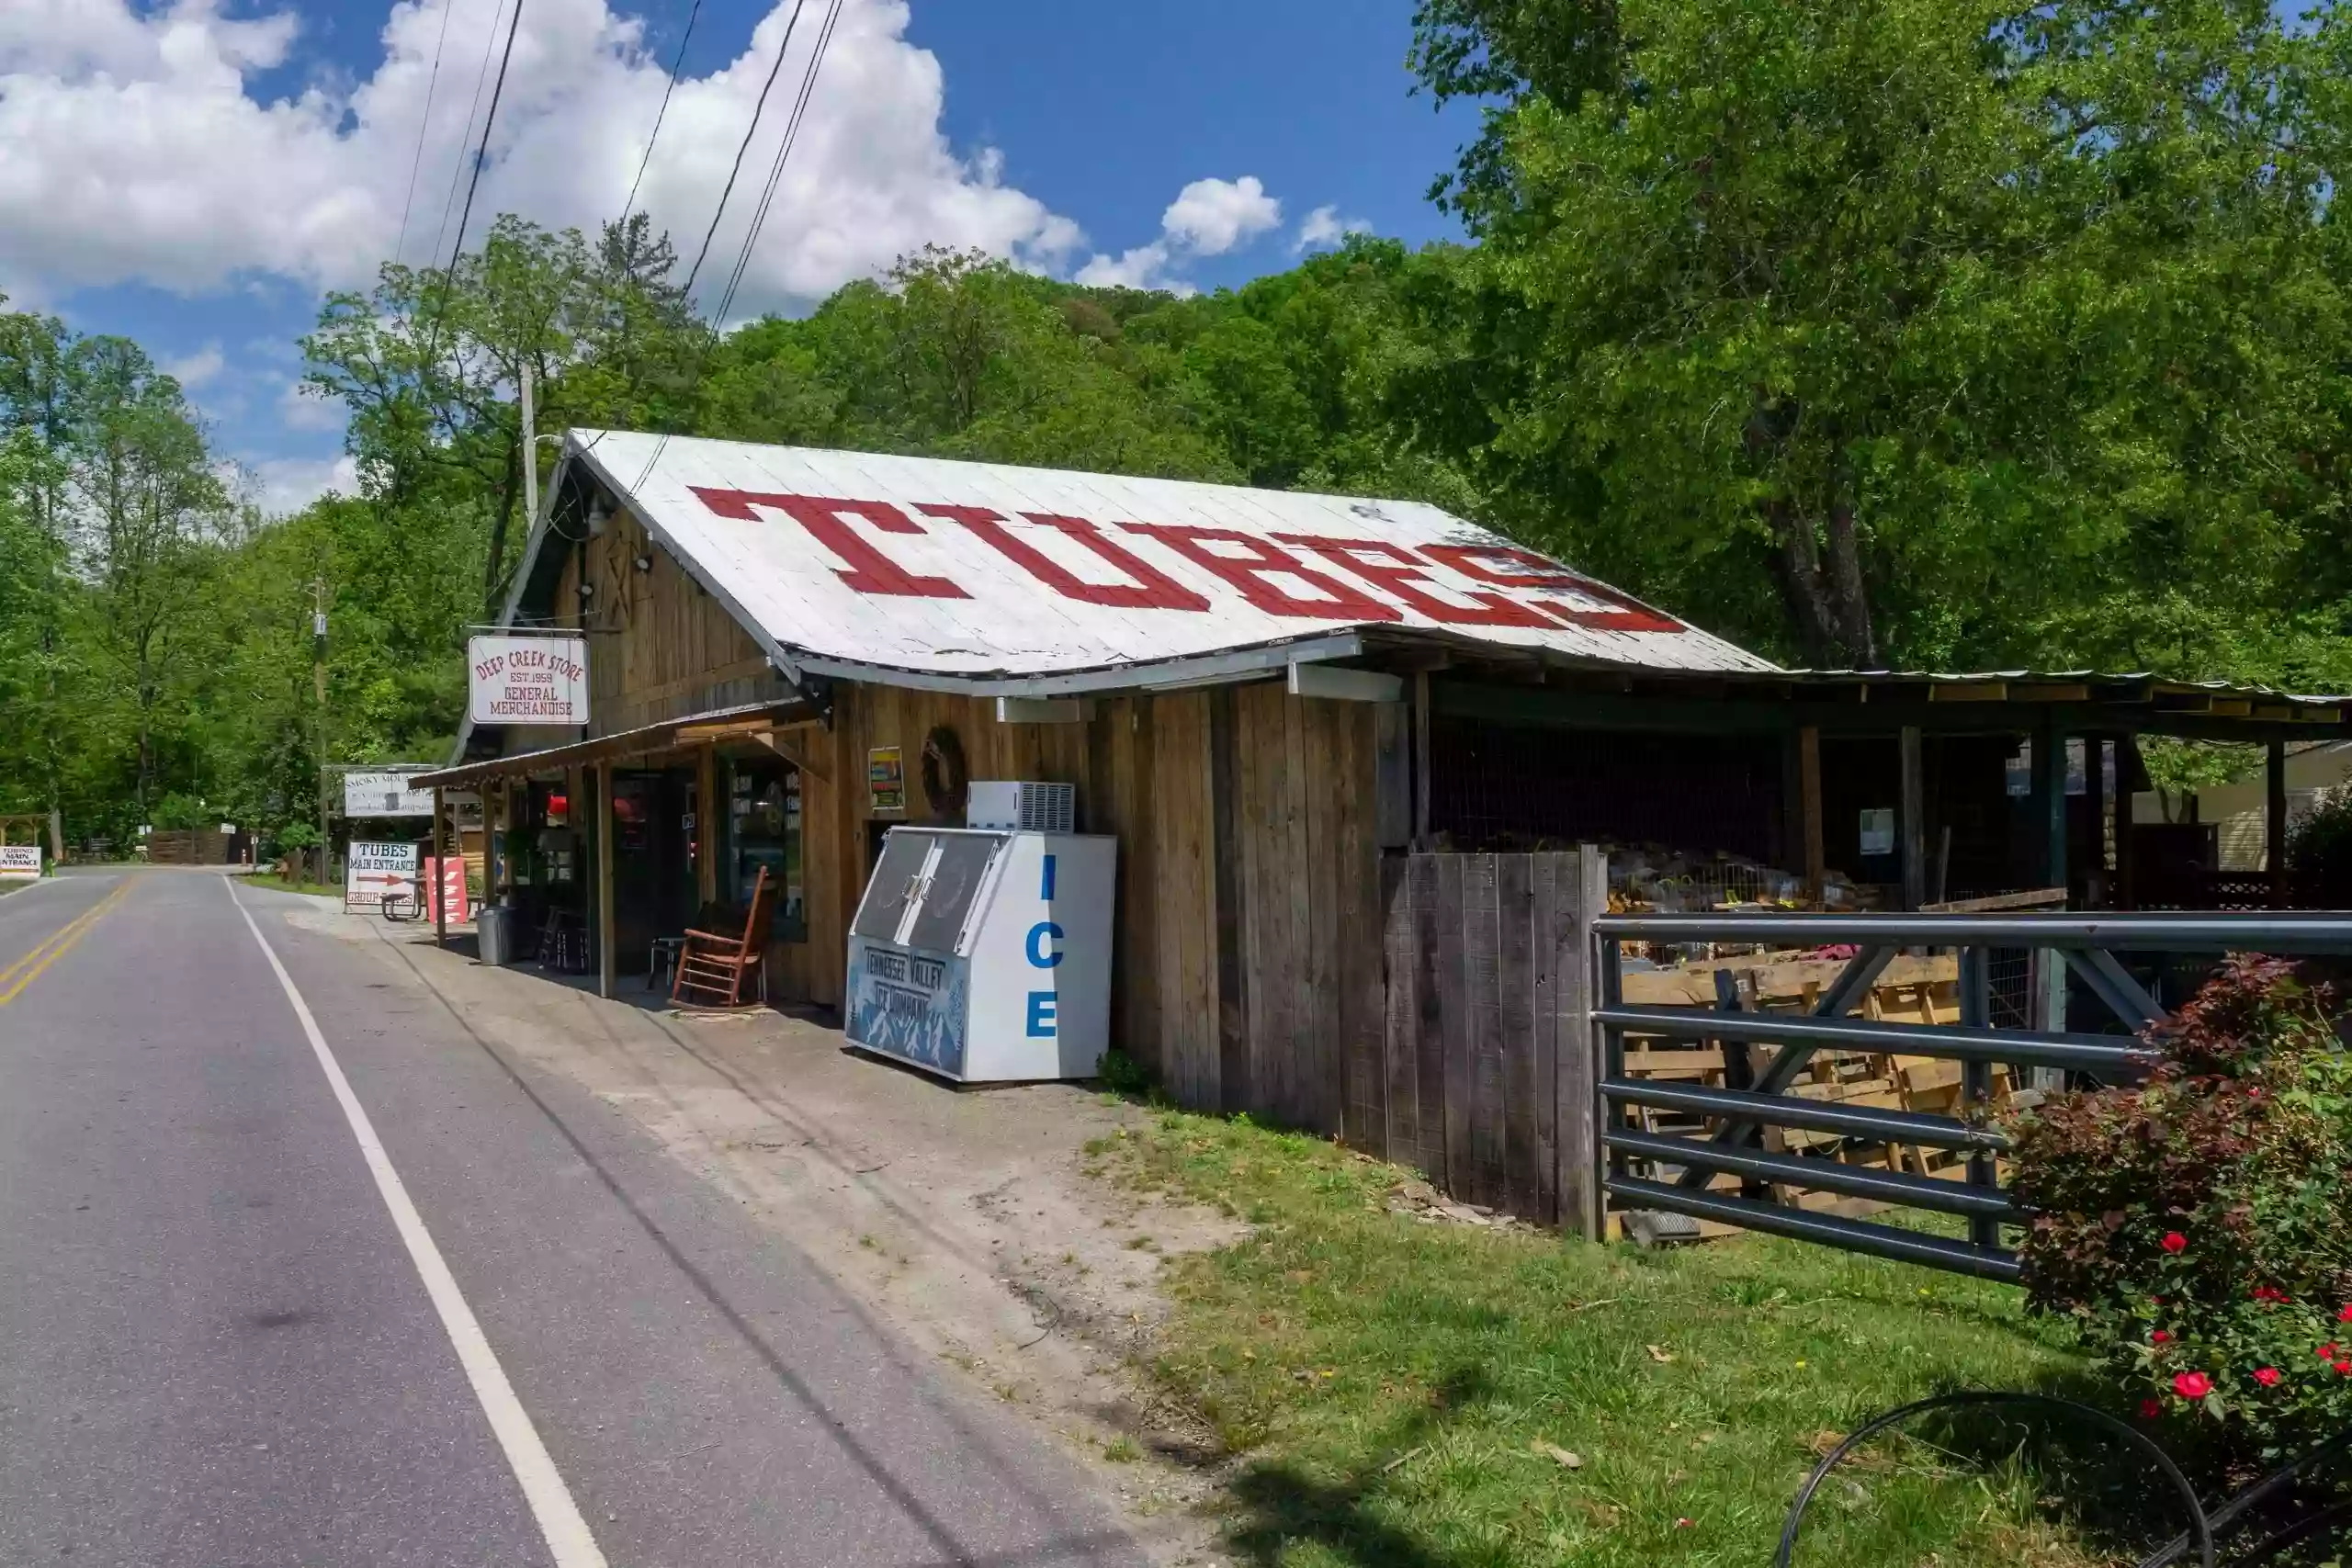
[1405,0,2352,678]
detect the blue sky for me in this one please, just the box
[3,1,1478,509]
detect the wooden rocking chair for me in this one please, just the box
[671,867,776,1008]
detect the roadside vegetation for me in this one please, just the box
[1089,1111,2133,1568]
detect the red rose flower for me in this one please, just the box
[2339,1304,2352,1324]
[2152,1329,2172,1344]
[2336,1361,2352,1376]
[2323,1343,2341,1360]
[2140,1398,2164,1418]
[2162,1232,2188,1254]
[2255,1367,2282,1387]
[2174,1371,2213,1399]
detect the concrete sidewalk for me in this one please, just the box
[275,895,1239,1547]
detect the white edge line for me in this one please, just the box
[229,881,609,1568]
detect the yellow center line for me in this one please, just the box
[0,878,136,1007]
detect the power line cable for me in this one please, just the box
[679,0,813,302]
[618,0,841,507]
[431,0,510,276]
[392,0,462,266]
[714,0,842,328]
[446,0,525,278]
[617,0,705,231]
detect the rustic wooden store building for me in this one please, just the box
[418,431,2352,1155]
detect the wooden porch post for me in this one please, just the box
[1898,726,1926,911]
[2030,714,2068,893]
[596,758,616,999]
[695,744,719,908]
[1799,725,1826,904]
[1411,671,1431,851]
[2267,737,2289,908]
[2116,734,2143,909]
[431,786,447,949]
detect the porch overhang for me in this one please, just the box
[412,697,818,791]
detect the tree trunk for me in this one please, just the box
[1823,501,1877,667]
[1769,500,1842,661]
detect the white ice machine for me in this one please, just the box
[844,826,1116,1082]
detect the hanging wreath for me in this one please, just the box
[921,725,969,820]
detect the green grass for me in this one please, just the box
[243,873,341,898]
[1090,1110,2136,1568]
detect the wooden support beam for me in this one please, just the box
[1899,726,1926,911]
[1800,725,1825,903]
[2268,738,2289,908]
[596,758,616,999]
[2031,714,2068,892]
[1286,661,1405,704]
[432,786,447,950]
[2012,682,2092,703]
[1412,671,1432,851]
[695,744,718,907]
[1928,682,2009,702]
[2116,736,2140,909]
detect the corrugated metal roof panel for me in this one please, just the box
[561,431,1778,684]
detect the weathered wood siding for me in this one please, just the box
[561,511,797,736]
[1214,682,1385,1137]
[1369,849,1604,1228]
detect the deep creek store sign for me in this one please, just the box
[469,635,590,726]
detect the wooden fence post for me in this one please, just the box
[1555,843,1608,1240]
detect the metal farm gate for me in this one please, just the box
[1593,911,2352,1280]
[1377,852,2352,1280]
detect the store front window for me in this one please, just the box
[726,756,805,939]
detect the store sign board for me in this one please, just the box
[867,746,905,814]
[468,634,589,726]
[345,840,419,912]
[343,768,435,818]
[0,844,40,880]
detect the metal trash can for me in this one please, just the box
[477,904,514,966]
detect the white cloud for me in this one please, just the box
[246,453,360,516]
[162,343,225,389]
[1161,176,1280,256]
[277,377,345,433]
[1076,242,1186,295]
[0,0,1085,322]
[1295,204,1371,253]
[1074,173,1280,294]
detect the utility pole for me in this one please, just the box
[520,357,539,527]
[313,579,331,888]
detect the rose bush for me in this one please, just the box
[2008,956,2352,1455]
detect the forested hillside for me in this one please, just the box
[6,0,2352,847]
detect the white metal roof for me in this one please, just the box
[538,432,1775,692]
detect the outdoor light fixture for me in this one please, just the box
[577,581,594,601]
[633,554,652,573]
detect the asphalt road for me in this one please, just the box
[0,870,1141,1567]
